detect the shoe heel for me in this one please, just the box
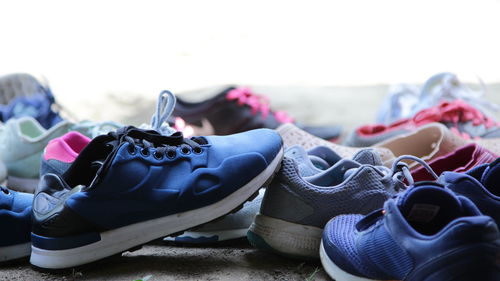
[247,213,322,259]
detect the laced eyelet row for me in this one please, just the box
[127,143,203,159]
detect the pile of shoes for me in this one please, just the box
[0,72,499,281]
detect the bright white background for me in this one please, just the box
[0,0,499,102]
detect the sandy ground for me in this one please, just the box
[1,84,500,281]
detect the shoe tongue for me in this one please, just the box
[397,183,463,235]
[307,146,342,167]
[352,149,383,166]
[479,158,500,196]
[286,146,321,177]
[305,159,360,187]
[62,134,118,187]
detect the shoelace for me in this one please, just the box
[138,90,178,136]
[121,132,202,159]
[419,72,499,115]
[390,155,438,188]
[226,87,294,123]
[412,99,499,139]
[0,186,9,195]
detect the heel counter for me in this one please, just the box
[260,160,314,224]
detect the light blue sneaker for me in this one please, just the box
[0,117,73,192]
[248,147,398,259]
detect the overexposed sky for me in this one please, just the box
[0,0,499,99]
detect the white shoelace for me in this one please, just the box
[140,90,177,136]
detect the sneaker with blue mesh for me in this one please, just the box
[439,157,500,225]
[0,186,33,262]
[320,182,500,281]
[30,94,283,268]
[247,146,397,259]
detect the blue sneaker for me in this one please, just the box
[440,158,500,225]
[0,74,63,129]
[320,182,500,281]
[0,186,33,262]
[248,147,397,259]
[30,122,283,268]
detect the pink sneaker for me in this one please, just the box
[411,143,498,182]
[345,99,500,147]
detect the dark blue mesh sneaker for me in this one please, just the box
[440,158,500,225]
[320,183,500,281]
[0,186,33,262]
[30,124,283,269]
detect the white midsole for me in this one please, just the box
[0,242,31,262]
[30,147,283,269]
[249,213,323,258]
[319,241,380,281]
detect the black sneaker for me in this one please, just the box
[172,86,342,141]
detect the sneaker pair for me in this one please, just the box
[320,156,500,281]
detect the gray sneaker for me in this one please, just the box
[247,147,396,259]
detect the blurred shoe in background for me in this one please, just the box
[348,99,500,147]
[376,83,419,124]
[376,72,499,125]
[374,123,467,168]
[412,143,498,182]
[173,86,342,141]
[276,123,395,165]
[0,73,63,129]
[0,117,73,192]
[0,186,33,262]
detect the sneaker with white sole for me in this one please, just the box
[30,115,283,269]
[247,147,397,259]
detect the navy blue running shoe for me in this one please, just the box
[320,183,500,281]
[30,124,283,269]
[0,186,33,262]
[0,73,63,129]
[440,157,500,225]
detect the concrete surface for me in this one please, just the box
[1,84,500,281]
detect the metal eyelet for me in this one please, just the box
[193,147,203,154]
[167,150,176,159]
[181,147,191,155]
[128,144,137,155]
[141,148,150,157]
[154,151,163,160]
